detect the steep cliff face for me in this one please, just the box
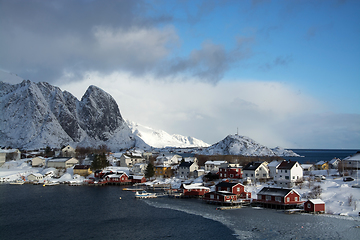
[0,80,136,150]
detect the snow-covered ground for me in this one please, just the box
[1,160,359,217]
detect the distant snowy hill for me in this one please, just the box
[126,120,209,148]
[197,134,300,157]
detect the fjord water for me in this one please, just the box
[1,184,359,240]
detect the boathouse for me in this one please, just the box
[304,199,325,213]
[254,187,303,209]
[203,191,237,204]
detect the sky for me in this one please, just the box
[0,0,359,149]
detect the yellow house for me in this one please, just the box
[314,161,329,170]
[73,165,92,177]
[154,165,173,178]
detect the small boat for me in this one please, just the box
[10,180,24,185]
[135,191,157,199]
[43,181,60,186]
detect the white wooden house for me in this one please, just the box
[274,160,303,188]
[243,161,269,182]
[204,161,228,173]
[46,157,79,168]
[27,173,44,182]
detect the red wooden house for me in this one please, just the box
[129,175,146,184]
[218,167,242,179]
[215,181,251,198]
[104,172,131,184]
[254,187,303,209]
[304,199,325,213]
[203,191,237,204]
[181,183,210,197]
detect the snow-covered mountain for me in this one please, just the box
[197,134,300,157]
[126,120,209,148]
[0,79,137,151]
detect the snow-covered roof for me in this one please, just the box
[315,161,327,165]
[205,160,227,165]
[344,152,360,161]
[268,161,281,167]
[182,183,209,190]
[307,199,325,204]
[28,173,43,177]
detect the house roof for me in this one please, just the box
[182,183,210,190]
[268,161,281,167]
[243,162,263,171]
[216,181,242,188]
[179,161,194,167]
[257,187,299,197]
[277,160,299,170]
[205,160,227,165]
[47,157,74,162]
[307,199,325,204]
[315,161,327,165]
[73,165,91,169]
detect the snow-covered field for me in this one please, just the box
[1,160,359,217]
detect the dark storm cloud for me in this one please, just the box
[0,0,175,83]
[158,37,253,84]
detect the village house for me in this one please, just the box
[119,153,145,168]
[274,160,303,188]
[329,158,341,169]
[301,164,314,175]
[104,172,131,185]
[255,187,303,209]
[178,161,199,179]
[27,173,43,182]
[156,154,182,166]
[131,163,147,175]
[31,156,46,167]
[73,165,92,177]
[218,166,242,179]
[194,169,205,178]
[267,160,282,179]
[181,183,210,197]
[0,149,21,163]
[129,175,146,184]
[46,157,79,169]
[154,164,173,178]
[304,199,325,213]
[215,181,251,199]
[314,161,329,170]
[204,160,228,173]
[203,191,237,204]
[0,152,6,167]
[242,161,269,182]
[61,145,76,157]
[342,152,360,170]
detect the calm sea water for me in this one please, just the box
[1,184,359,240]
[1,149,360,239]
[288,149,359,164]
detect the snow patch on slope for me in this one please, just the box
[126,120,209,148]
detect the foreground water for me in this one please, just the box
[1,184,359,240]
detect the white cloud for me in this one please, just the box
[58,71,350,149]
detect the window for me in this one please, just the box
[246,173,248,177]
[256,173,259,176]
[266,196,271,201]
[286,197,290,202]
[285,170,287,173]
[292,176,295,179]
[218,187,221,191]
[263,174,266,177]
[257,195,262,200]
[220,173,222,177]
[251,174,253,177]
[295,197,298,201]
[210,194,214,199]
[230,174,233,178]
[237,187,240,192]
[307,203,311,208]
[285,176,289,180]
[275,197,281,202]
